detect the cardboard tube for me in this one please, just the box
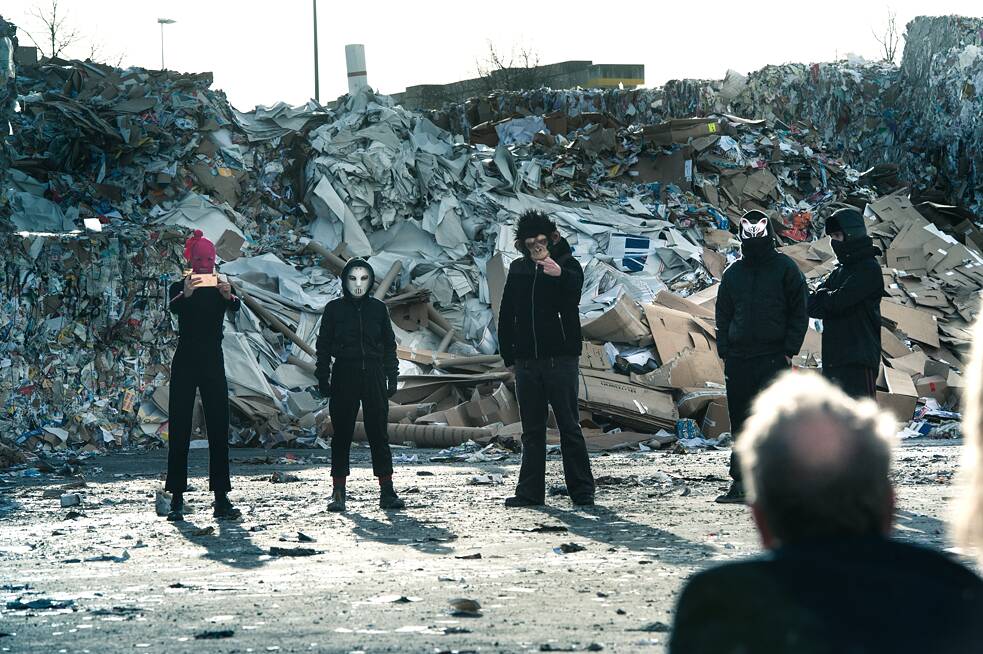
[317,404,435,429]
[427,305,454,333]
[286,354,316,373]
[437,329,455,353]
[373,261,403,300]
[235,286,316,357]
[304,240,347,275]
[350,422,495,447]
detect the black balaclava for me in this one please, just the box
[739,210,775,262]
[341,258,375,300]
[826,208,873,261]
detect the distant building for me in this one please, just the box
[15,45,37,66]
[393,60,644,111]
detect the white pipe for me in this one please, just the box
[345,44,368,94]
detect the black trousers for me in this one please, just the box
[725,353,790,482]
[823,365,878,400]
[514,355,595,503]
[165,348,232,494]
[329,362,393,478]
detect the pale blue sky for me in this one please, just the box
[3,0,981,110]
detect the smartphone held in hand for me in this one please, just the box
[190,273,219,287]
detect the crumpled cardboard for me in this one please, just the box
[581,295,652,346]
[578,369,678,431]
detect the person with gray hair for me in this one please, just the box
[670,372,983,654]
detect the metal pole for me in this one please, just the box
[312,0,320,103]
[160,23,164,70]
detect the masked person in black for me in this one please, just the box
[498,210,595,508]
[808,207,884,399]
[164,229,241,521]
[315,258,404,512]
[715,210,808,504]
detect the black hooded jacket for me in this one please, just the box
[498,236,584,366]
[808,235,884,370]
[716,234,809,361]
[315,259,398,386]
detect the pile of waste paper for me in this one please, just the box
[432,16,983,215]
[0,14,978,466]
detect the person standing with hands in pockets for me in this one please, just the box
[163,229,241,521]
[498,210,595,508]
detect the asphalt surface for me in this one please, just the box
[0,439,971,653]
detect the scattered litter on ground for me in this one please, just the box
[448,598,482,617]
[268,546,319,557]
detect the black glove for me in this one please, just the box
[386,376,398,398]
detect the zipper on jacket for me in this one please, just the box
[357,303,365,370]
[559,314,566,343]
[531,264,539,359]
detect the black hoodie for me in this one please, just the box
[716,229,809,361]
[314,259,398,386]
[498,236,584,366]
[808,211,884,369]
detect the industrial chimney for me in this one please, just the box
[345,44,368,94]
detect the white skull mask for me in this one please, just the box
[345,266,372,298]
[740,216,769,240]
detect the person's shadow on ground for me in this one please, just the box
[531,503,717,565]
[342,510,458,555]
[170,512,268,570]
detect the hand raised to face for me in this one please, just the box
[539,257,561,277]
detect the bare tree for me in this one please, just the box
[22,0,80,59]
[475,41,546,93]
[872,8,901,63]
[85,39,126,68]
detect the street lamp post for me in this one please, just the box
[312,0,320,103]
[157,18,176,70]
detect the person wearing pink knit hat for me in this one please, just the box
[163,229,242,521]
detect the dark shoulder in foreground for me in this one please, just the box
[720,258,745,280]
[508,256,530,271]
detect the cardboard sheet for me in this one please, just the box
[881,300,940,348]
[643,303,715,365]
[578,369,677,430]
[633,347,724,391]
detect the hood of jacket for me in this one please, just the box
[340,257,376,300]
[832,235,880,265]
[826,207,867,240]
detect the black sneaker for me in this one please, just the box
[213,497,242,520]
[327,488,346,513]
[166,494,184,522]
[572,496,595,507]
[380,487,405,510]
[715,481,745,504]
[504,496,544,508]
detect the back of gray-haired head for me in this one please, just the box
[736,371,896,544]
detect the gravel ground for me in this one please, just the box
[0,438,972,654]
